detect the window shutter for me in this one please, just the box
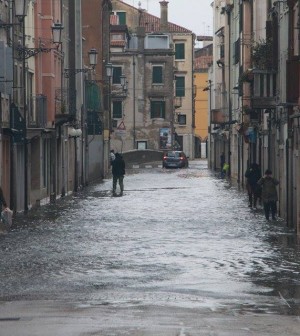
[113,101,123,118]
[176,77,185,97]
[112,67,122,84]
[152,66,163,83]
[117,12,126,25]
[175,43,185,60]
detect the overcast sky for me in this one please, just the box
[122,0,213,37]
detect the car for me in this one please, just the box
[162,151,189,168]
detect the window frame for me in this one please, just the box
[177,113,186,125]
[150,100,166,119]
[116,11,126,25]
[112,100,123,119]
[152,65,163,84]
[175,76,185,97]
[175,42,185,60]
[112,66,122,84]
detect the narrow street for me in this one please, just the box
[1,160,300,335]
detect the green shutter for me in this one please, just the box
[151,101,165,119]
[113,101,122,118]
[176,77,185,97]
[117,12,126,25]
[152,66,163,83]
[175,43,185,60]
[161,101,165,118]
[112,66,122,84]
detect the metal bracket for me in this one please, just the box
[63,68,90,78]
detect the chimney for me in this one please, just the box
[159,1,169,33]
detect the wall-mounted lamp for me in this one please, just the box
[68,127,82,138]
[64,48,98,78]
[0,0,63,59]
[52,21,64,45]
[216,59,225,67]
[17,21,64,59]
[88,48,98,68]
[105,62,113,78]
[120,73,128,93]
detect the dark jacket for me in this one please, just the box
[257,176,279,202]
[111,154,125,176]
[245,164,261,186]
[0,187,7,208]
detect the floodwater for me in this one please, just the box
[1,160,300,317]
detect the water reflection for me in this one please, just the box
[0,162,300,316]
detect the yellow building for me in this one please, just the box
[194,44,213,158]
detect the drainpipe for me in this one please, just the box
[286,138,290,227]
[133,55,136,149]
[226,5,232,176]
[298,0,300,56]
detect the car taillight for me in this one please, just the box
[180,157,184,160]
[163,156,167,160]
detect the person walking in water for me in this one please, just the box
[111,153,125,196]
[245,163,262,208]
[257,169,279,220]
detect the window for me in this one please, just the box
[152,65,163,84]
[233,38,240,65]
[112,66,122,84]
[137,141,147,150]
[145,35,169,49]
[111,33,124,41]
[150,100,165,119]
[177,114,186,125]
[112,101,123,119]
[176,76,185,97]
[117,11,126,25]
[175,43,185,60]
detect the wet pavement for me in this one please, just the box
[1,160,300,335]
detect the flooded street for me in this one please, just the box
[1,160,300,335]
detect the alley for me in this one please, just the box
[0,160,300,335]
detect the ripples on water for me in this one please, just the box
[0,162,300,315]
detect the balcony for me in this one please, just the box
[251,69,277,109]
[174,97,182,109]
[55,88,75,126]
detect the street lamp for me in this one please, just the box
[105,62,113,78]
[9,1,64,59]
[14,0,29,21]
[120,73,128,93]
[52,21,64,45]
[7,0,63,211]
[105,62,113,137]
[88,48,98,68]
[64,48,99,78]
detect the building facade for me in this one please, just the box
[0,0,110,212]
[209,0,300,233]
[109,0,196,158]
[194,43,213,158]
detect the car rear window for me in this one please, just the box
[167,151,180,158]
